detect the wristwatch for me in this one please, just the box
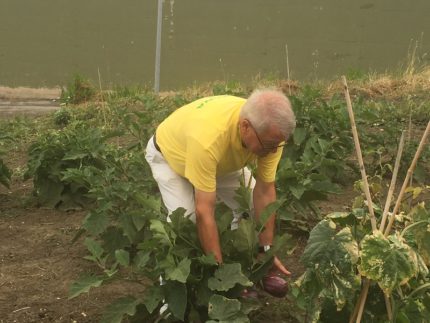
[258,245,272,253]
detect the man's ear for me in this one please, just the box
[239,118,250,133]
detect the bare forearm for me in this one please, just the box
[196,211,222,263]
[194,190,222,263]
[253,180,277,246]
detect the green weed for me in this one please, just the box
[61,74,96,105]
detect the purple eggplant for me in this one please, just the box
[261,275,288,298]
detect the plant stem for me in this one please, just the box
[177,233,200,250]
[400,220,428,237]
[406,282,430,300]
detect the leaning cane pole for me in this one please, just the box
[342,76,377,231]
[341,76,378,323]
[384,120,430,236]
[352,131,405,322]
[379,131,405,232]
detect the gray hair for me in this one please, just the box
[240,88,296,138]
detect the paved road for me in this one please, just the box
[0,99,60,118]
[0,87,61,118]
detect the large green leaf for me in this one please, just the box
[308,177,341,194]
[233,184,253,213]
[359,231,419,293]
[208,263,252,291]
[208,294,242,321]
[293,127,307,146]
[84,237,104,259]
[301,219,360,309]
[165,281,187,321]
[293,270,323,313]
[197,253,218,266]
[232,219,257,253]
[115,249,130,266]
[169,208,199,245]
[119,213,137,242]
[101,227,130,256]
[100,296,139,323]
[135,191,161,212]
[130,210,147,231]
[302,220,359,266]
[68,274,104,299]
[35,177,64,208]
[143,285,164,314]
[0,159,11,188]
[408,204,430,265]
[133,251,151,271]
[165,258,191,283]
[257,199,285,232]
[396,298,430,323]
[216,211,234,234]
[416,229,430,266]
[326,211,357,227]
[83,210,110,235]
[150,219,173,246]
[83,238,105,264]
[289,184,306,199]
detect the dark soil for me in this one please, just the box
[0,180,145,322]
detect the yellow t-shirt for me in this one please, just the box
[156,95,283,192]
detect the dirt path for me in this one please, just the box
[0,87,61,118]
[0,183,144,322]
[0,96,145,322]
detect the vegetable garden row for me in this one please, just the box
[1,75,429,322]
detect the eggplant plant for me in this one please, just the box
[0,134,12,188]
[67,146,295,322]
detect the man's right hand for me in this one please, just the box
[273,256,291,276]
[194,189,223,264]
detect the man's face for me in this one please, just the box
[241,119,286,157]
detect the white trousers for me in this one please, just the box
[145,136,255,228]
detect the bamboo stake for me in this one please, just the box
[352,123,428,323]
[384,294,393,321]
[384,120,430,236]
[350,133,405,323]
[343,76,398,323]
[407,108,414,210]
[349,279,369,323]
[355,279,371,323]
[343,75,377,323]
[342,76,377,232]
[377,131,405,321]
[379,131,405,232]
[285,44,291,96]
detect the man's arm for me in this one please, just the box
[253,178,291,275]
[253,178,276,245]
[194,189,223,264]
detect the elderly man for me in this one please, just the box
[145,88,296,294]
